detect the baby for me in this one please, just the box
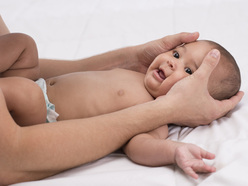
[0,33,241,179]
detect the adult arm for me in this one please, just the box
[39,32,199,79]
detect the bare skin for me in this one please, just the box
[0,16,244,185]
[46,69,151,120]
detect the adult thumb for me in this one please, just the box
[194,49,220,81]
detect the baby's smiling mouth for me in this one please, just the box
[158,69,166,80]
[152,68,166,82]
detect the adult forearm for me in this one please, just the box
[39,32,200,79]
[39,46,138,79]
[20,101,171,169]
[1,101,172,185]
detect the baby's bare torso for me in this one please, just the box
[46,68,154,120]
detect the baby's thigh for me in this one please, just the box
[0,77,47,126]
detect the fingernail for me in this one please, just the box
[210,49,220,59]
[188,32,196,36]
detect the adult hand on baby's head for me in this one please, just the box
[158,49,244,127]
[134,32,199,73]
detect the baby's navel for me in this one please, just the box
[117,89,125,96]
[48,79,56,86]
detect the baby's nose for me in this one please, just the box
[167,60,176,70]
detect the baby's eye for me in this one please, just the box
[173,51,179,59]
[185,67,192,75]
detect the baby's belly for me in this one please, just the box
[46,73,96,120]
[45,71,141,120]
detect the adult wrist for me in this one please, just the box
[120,46,141,72]
[146,98,176,126]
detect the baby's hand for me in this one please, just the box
[175,143,216,179]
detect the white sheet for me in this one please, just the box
[1,0,247,185]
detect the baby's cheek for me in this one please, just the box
[160,73,187,95]
[173,72,188,84]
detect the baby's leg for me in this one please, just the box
[0,33,40,80]
[0,77,47,126]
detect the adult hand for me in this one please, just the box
[157,49,244,127]
[133,32,199,73]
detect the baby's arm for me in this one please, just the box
[123,125,216,179]
[0,33,39,80]
[123,125,176,166]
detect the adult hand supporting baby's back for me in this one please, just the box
[156,49,244,127]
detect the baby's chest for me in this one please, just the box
[108,81,153,109]
[74,81,152,118]
[77,69,153,116]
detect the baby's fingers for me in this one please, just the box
[183,167,199,179]
[200,148,215,160]
[192,163,216,174]
[184,162,216,179]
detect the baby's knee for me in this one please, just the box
[16,78,47,125]
[20,78,44,103]
[9,77,44,107]
[0,77,46,125]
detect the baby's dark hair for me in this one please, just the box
[204,40,241,100]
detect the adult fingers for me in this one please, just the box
[160,32,199,51]
[218,91,244,116]
[137,32,199,68]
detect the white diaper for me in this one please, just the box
[36,78,59,123]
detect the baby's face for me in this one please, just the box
[144,41,213,98]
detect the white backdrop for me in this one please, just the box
[0,0,247,185]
